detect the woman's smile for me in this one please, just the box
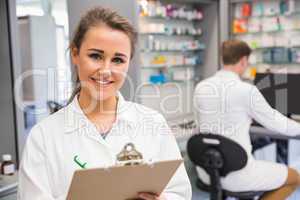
[89,77,115,87]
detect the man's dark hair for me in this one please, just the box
[221,40,252,65]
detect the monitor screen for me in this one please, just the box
[254,73,300,116]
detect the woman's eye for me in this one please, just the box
[112,57,125,64]
[89,53,102,60]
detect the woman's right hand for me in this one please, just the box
[138,192,166,200]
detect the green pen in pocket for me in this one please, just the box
[73,155,87,169]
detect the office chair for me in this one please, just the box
[187,133,266,200]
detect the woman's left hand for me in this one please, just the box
[138,192,166,200]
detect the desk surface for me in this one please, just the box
[173,124,300,152]
[0,174,18,197]
[250,126,300,140]
[169,114,300,141]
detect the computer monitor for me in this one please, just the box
[254,73,300,116]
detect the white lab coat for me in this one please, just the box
[18,94,192,200]
[193,70,300,192]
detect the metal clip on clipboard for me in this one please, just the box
[116,143,144,166]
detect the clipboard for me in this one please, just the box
[67,159,182,200]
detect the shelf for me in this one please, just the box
[251,62,300,66]
[161,0,213,4]
[140,15,203,22]
[235,14,299,20]
[139,32,203,37]
[252,46,300,50]
[252,47,280,50]
[141,64,197,69]
[171,80,196,83]
[230,0,252,3]
[140,48,205,53]
[233,28,300,36]
[233,30,277,36]
[141,80,195,86]
[233,12,300,20]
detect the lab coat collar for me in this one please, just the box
[216,69,241,80]
[115,93,137,126]
[64,92,137,134]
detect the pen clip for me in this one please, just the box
[74,155,87,169]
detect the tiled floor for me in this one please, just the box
[184,155,209,200]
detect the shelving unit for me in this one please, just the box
[137,0,213,120]
[234,28,300,36]
[140,33,203,36]
[140,15,202,21]
[140,48,205,53]
[229,0,300,78]
[141,64,196,69]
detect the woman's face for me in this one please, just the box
[72,24,131,101]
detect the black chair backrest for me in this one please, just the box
[187,133,248,176]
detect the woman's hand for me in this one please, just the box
[138,192,166,200]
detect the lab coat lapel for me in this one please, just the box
[63,93,139,151]
[64,96,109,145]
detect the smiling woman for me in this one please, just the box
[72,25,131,101]
[18,6,192,200]
[69,7,137,103]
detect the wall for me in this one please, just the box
[0,0,19,163]
[219,0,230,43]
[195,1,221,79]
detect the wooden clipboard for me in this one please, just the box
[67,159,182,200]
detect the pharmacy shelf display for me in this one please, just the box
[138,0,205,84]
[137,0,210,120]
[230,0,300,77]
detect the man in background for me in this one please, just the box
[193,40,300,200]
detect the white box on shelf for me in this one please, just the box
[262,17,279,32]
[234,3,243,19]
[286,0,296,15]
[279,16,297,31]
[248,18,261,33]
[275,35,289,47]
[263,1,280,16]
[249,52,263,65]
[289,33,300,47]
[261,34,276,47]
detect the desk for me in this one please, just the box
[250,126,300,141]
[0,174,18,198]
[172,120,300,165]
[168,114,197,152]
[250,126,300,165]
